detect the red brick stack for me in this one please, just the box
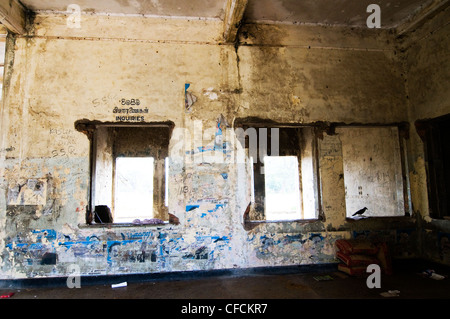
[335,239,393,276]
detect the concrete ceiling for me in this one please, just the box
[20,0,228,19]
[18,0,440,29]
[245,0,436,28]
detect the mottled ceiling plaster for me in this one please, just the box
[19,0,442,28]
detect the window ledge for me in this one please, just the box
[78,221,171,229]
[431,216,450,221]
[345,215,414,222]
[245,218,320,224]
[427,217,450,224]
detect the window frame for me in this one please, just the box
[235,119,323,224]
[0,32,6,101]
[416,114,450,220]
[76,121,174,226]
[333,123,411,220]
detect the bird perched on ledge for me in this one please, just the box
[352,207,368,216]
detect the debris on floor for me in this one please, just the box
[111,282,127,288]
[421,269,446,280]
[380,290,400,297]
[313,275,334,281]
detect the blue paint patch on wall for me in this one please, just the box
[4,227,232,274]
[31,229,57,242]
[122,231,154,241]
[186,205,200,212]
[207,204,226,213]
[107,240,140,265]
[259,235,277,249]
[213,236,229,243]
[308,233,324,242]
[282,234,305,244]
[184,142,231,155]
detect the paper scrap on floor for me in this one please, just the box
[380,290,400,297]
[313,275,334,281]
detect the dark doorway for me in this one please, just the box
[416,114,450,219]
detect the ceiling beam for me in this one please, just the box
[0,0,27,35]
[396,0,449,36]
[223,0,248,43]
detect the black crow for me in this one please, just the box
[352,207,368,216]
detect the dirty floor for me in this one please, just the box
[1,260,449,302]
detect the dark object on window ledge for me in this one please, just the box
[94,205,113,223]
[86,205,93,224]
[352,207,368,216]
[169,213,179,225]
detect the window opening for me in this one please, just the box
[75,121,173,225]
[114,157,154,223]
[337,126,407,218]
[237,122,320,222]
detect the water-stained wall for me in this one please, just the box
[401,5,450,264]
[0,12,431,280]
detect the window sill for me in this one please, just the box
[245,218,320,224]
[79,221,171,229]
[427,217,450,225]
[243,218,322,231]
[345,215,413,221]
[431,216,450,221]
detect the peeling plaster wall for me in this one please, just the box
[402,5,450,264]
[0,13,420,280]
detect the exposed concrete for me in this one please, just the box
[19,0,438,30]
[20,0,227,19]
[244,0,437,29]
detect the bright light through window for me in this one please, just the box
[250,156,255,203]
[165,157,169,207]
[264,156,301,221]
[114,157,154,223]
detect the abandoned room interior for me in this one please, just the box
[0,0,449,300]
